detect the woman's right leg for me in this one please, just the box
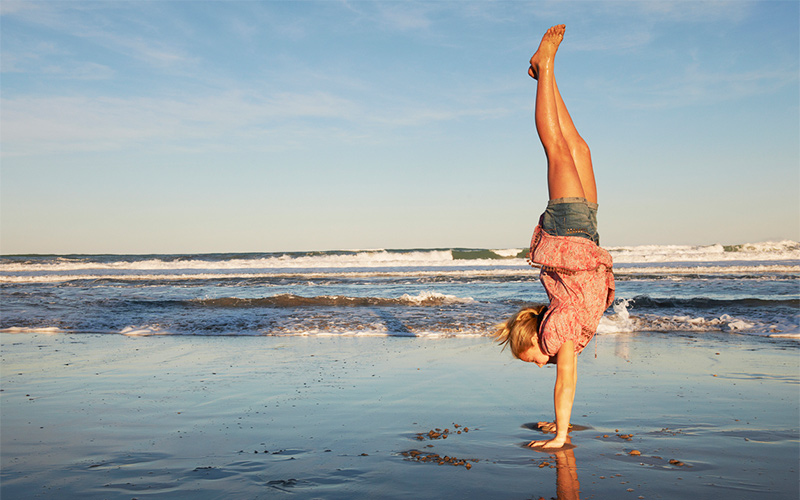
[552,78,597,204]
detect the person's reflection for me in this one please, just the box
[552,444,580,500]
[531,437,580,500]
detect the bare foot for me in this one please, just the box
[528,24,565,80]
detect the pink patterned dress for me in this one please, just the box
[527,222,616,356]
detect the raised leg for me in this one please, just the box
[552,78,597,204]
[529,25,596,203]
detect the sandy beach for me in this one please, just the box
[1,331,797,499]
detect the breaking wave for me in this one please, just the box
[191,292,475,308]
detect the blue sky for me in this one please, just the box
[1,0,798,254]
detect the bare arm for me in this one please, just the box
[529,340,577,449]
[552,340,577,444]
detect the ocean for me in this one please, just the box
[1,240,798,340]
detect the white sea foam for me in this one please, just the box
[112,321,486,338]
[596,299,798,337]
[398,291,476,305]
[0,326,65,334]
[2,240,797,276]
[0,270,507,284]
[492,248,523,258]
[608,240,800,263]
[2,261,797,284]
[611,264,800,275]
[596,299,637,334]
[120,325,170,336]
[0,250,458,273]
[3,239,795,345]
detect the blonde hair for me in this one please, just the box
[493,305,548,360]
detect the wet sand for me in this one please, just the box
[1,331,798,499]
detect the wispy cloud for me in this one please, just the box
[374,2,432,31]
[569,29,655,53]
[43,61,115,80]
[634,0,753,23]
[0,40,63,73]
[0,90,352,155]
[607,63,798,110]
[341,0,436,32]
[3,2,197,70]
[0,0,37,16]
[1,84,505,156]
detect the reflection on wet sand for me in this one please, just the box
[552,444,580,500]
[614,334,630,360]
[532,438,580,500]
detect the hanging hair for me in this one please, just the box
[493,305,548,359]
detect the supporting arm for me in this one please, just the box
[528,340,577,449]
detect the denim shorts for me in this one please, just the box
[540,197,600,245]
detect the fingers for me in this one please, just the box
[528,439,566,450]
[536,421,556,432]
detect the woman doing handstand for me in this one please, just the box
[494,24,615,450]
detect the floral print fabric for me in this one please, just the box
[528,222,615,356]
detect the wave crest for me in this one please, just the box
[597,299,798,337]
[2,240,798,276]
[608,240,800,263]
[192,292,475,309]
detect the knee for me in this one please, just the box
[547,140,574,164]
[570,139,591,161]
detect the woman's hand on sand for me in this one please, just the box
[531,421,575,449]
[537,421,557,433]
